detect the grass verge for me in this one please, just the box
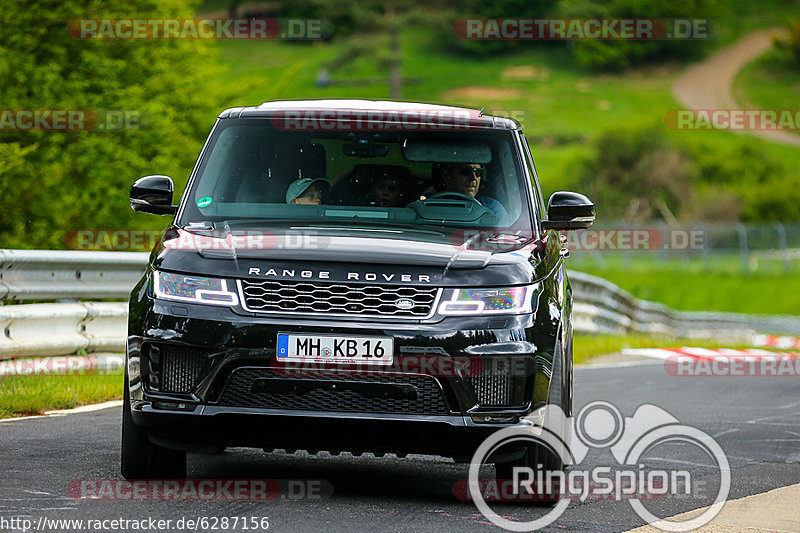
[573,333,757,365]
[0,368,124,419]
[573,267,800,315]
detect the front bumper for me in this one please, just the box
[127,297,555,458]
[132,406,542,460]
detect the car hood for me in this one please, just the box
[151,226,547,287]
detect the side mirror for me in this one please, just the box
[130,175,177,216]
[542,191,595,230]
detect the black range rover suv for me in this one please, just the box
[122,100,595,480]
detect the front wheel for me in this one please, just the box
[121,375,187,480]
[495,336,571,503]
[495,442,564,503]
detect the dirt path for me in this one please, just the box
[673,28,800,148]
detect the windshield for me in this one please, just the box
[178,119,534,236]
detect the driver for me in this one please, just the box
[428,162,507,216]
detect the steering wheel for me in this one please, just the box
[427,191,483,205]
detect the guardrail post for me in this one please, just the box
[774,222,789,273]
[736,223,749,274]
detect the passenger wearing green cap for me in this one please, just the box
[285,177,330,205]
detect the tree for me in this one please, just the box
[559,0,720,69]
[0,0,222,249]
[774,19,800,67]
[323,1,425,99]
[282,0,456,99]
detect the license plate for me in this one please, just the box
[277,333,394,365]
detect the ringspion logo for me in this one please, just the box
[466,402,729,531]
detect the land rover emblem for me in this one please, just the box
[395,298,415,310]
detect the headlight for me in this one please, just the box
[153,271,238,306]
[438,285,535,315]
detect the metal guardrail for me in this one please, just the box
[0,302,128,359]
[0,249,147,300]
[1,249,799,359]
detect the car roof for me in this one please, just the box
[218,99,521,130]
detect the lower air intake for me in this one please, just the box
[467,373,515,406]
[218,367,449,415]
[158,345,206,393]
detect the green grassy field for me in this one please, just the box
[213,31,680,193]
[573,267,800,314]
[570,248,800,314]
[201,14,800,316]
[0,369,124,419]
[210,23,800,190]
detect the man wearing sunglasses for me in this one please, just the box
[430,162,507,216]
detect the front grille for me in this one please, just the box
[158,345,206,393]
[218,367,449,414]
[239,280,438,318]
[467,373,515,406]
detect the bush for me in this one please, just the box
[774,19,800,67]
[570,123,800,223]
[273,0,359,39]
[435,0,562,56]
[687,138,800,222]
[574,123,695,221]
[560,0,721,69]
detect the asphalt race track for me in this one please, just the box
[1,361,798,533]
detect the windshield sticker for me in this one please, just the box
[197,196,213,208]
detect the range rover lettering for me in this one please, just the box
[122,100,595,485]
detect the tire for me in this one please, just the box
[495,442,563,503]
[495,335,571,503]
[121,375,187,480]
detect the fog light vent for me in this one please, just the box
[467,373,514,406]
[159,345,206,393]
